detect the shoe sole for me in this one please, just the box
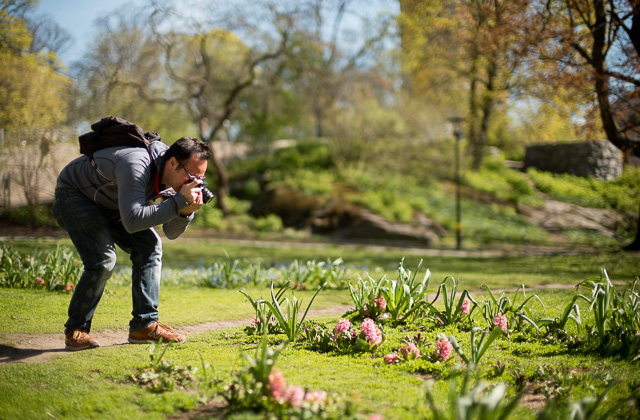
[65,343,100,351]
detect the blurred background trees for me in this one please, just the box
[1,0,638,249]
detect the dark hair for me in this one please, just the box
[164,137,211,163]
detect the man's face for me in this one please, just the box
[165,155,208,192]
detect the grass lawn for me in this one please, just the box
[1,237,639,419]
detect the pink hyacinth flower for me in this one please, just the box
[384,352,401,364]
[361,318,383,346]
[433,335,452,362]
[493,313,508,332]
[284,384,305,408]
[251,317,260,327]
[334,318,352,339]
[400,342,421,360]
[35,277,45,286]
[461,298,471,315]
[268,368,287,402]
[304,390,327,404]
[374,295,387,311]
[368,415,384,420]
[65,283,74,293]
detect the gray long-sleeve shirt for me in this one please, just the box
[56,141,192,239]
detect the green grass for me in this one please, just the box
[528,167,640,211]
[6,237,638,287]
[0,286,353,335]
[1,238,639,419]
[2,297,639,419]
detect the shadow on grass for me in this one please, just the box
[0,344,67,364]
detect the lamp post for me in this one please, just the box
[448,117,464,250]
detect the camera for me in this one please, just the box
[186,176,215,204]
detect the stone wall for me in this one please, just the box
[524,141,622,180]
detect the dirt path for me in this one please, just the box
[0,304,353,365]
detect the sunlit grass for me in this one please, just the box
[1,238,639,419]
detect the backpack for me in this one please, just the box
[78,116,161,155]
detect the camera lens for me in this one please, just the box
[201,187,215,204]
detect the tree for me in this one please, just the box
[148,0,293,215]
[285,0,393,138]
[399,0,548,169]
[0,0,70,216]
[71,10,190,139]
[0,0,69,131]
[26,14,72,58]
[539,0,640,249]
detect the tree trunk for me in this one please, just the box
[201,120,230,216]
[624,201,640,251]
[209,147,229,216]
[590,0,640,250]
[473,51,498,170]
[468,46,480,170]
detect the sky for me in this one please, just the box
[32,0,398,67]
[33,0,135,65]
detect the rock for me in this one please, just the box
[249,186,323,228]
[518,199,628,237]
[330,210,438,245]
[251,187,445,244]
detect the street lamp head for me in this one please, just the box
[448,116,465,140]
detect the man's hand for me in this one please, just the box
[179,179,203,216]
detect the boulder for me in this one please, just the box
[251,187,446,244]
[517,199,629,237]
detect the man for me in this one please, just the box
[53,134,211,350]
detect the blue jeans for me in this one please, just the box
[53,188,162,334]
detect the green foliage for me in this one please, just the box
[425,369,525,420]
[277,258,351,290]
[380,259,431,322]
[463,154,544,207]
[528,167,640,211]
[536,380,625,420]
[225,138,635,246]
[348,272,387,320]
[575,269,616,345]
[303,318,385,354]
[574,270,640,359]
[0,0,68,128]
[0,243,82,291]
[239,284,288,335]
[222,335,359,418]
[448,327,504,367]
[537,295,582,336]
[276,168,336,196]
[192,197,284,234]
[1,203,57,227]
[611,279,640,361]
[2,247,640,419]
[340,166,433,224]
[229,141,334,180]
[130,342,197,393]
[257,282,326,342]
[479,284,545,334]
[348,259,431,322]
[423,276,478,326]
[253,214,284,233]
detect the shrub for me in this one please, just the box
[527,167,640,211]
[463,154,544,207]
[0,244,81,292]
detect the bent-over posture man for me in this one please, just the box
[53,136,211,350]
